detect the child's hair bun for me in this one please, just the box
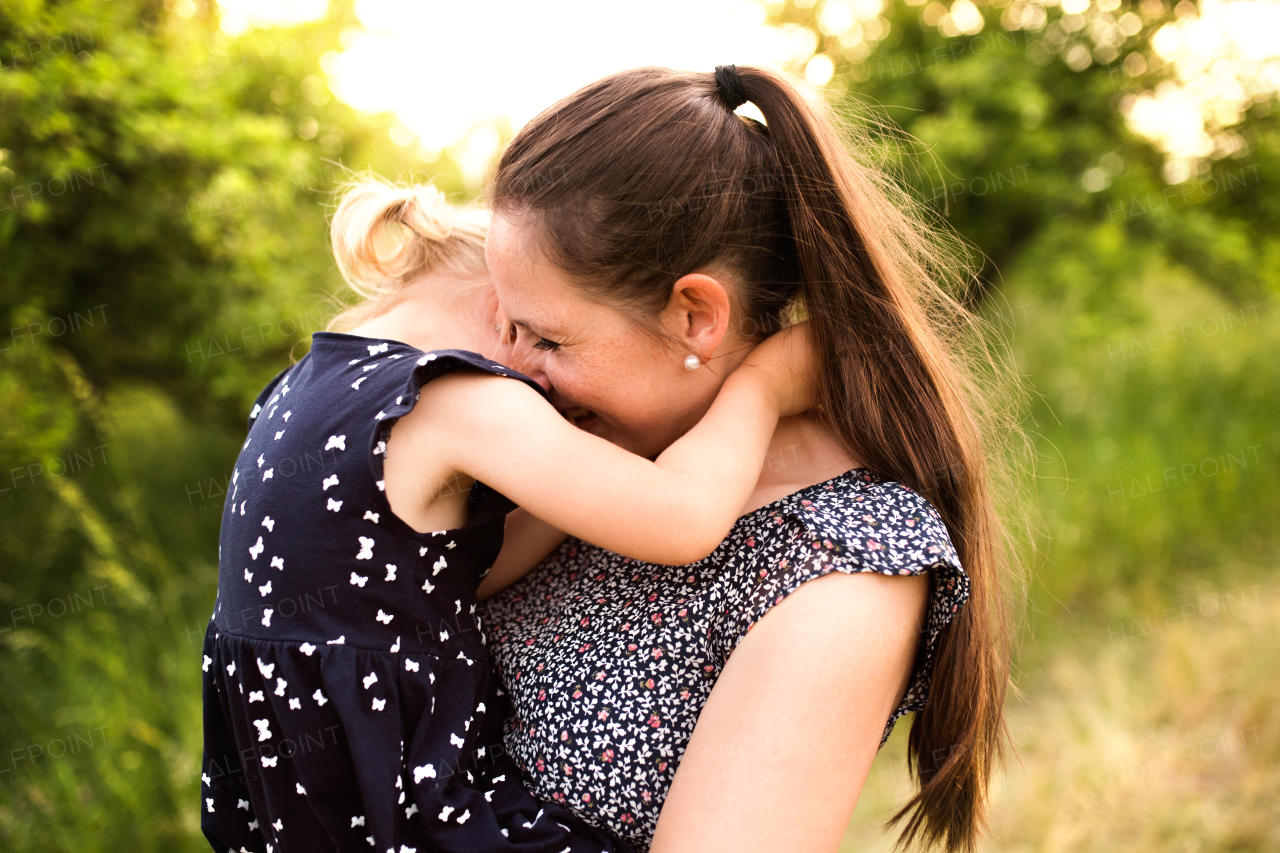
[327,178,489,329]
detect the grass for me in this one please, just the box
[843,576,1280,853]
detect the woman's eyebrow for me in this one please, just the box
[511,319,559,338]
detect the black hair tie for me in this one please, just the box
[714,65,748,110]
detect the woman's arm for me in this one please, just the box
[648,571,929,853]
[477,509,567,599]
[425,325,812,567]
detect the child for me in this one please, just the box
[199,179,809,853]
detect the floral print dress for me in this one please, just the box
[481,469,969,852]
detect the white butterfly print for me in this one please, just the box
[351,376,367,390]
[295,782,306,795]
[326,498,343,512]
[249,537,264,560]
[445,541,456,550]
[249,691,264,703]
[363,511,380,524]
[261,516,274,532]
[288,697,300,710]
[405,803,419,819]
[376,479,385,491]
[232,469,239,485]
[270,556,284,571]
[322,475,339,490]
[226,662,236,676]
[438,805,455,821]
[244,568,253,582]
[253,719,272,741]
[432,556,447,575]
[421,578,434,594]
[356,537,374,560]
[206,798,214,813]
[454,599,462,615]
[272,818,283,831]
[416,354,438,366]
[299,642,316,656]
[375,609,394,624]
[202,655,211,672]
[419,546,429,557]
[261,609,273,627]
[361,363,379,372]
[312,689,328,706]
[326,635,345,645]
[261,756,277,768]
[384,564,396,581]
[456,810,470,825]
[256,658,275,679]
[239,501,246,516]
[261,468,273,482]
[438,628,449,642]
[202,772,211,785]
[389,636,400,653]
[350,816,365,828]
[248,818,260,830]
[258,581,272,597]
[282,410,291,422]
[362,672,378,690]
[367,342,388,355]
[349,572,367,587]
[371,697,386,711]
[373,411,387,421]
[324,435,346,451]
[273,677,287,697]
[256,454,265,468]
[373,440,386,456]
[250,404,262,420]
[237,799,249,810]
[274,430,285,440]
[405,659,419,672]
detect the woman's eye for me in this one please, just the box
[532,337,560,352]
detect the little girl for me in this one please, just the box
[200,180,809,853]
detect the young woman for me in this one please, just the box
[477,65,1017,853]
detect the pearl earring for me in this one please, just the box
[684,353,701,371]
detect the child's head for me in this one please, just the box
[327,179,490,331]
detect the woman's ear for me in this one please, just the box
[668,272,732,361]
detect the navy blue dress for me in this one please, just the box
[200,331,635,853]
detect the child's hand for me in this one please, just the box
[739,321,814,418]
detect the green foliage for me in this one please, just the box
[0,1,460,848]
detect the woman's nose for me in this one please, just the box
[510,346,553,393]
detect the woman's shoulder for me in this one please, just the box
[733,468,962,576]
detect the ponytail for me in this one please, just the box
[737,66,1015,853]
[491,66,1022,851]
[327,178,489,331]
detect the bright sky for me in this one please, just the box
[218,0,803,182]
[213,0,1280,185]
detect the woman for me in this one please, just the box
[477,65,1016,853]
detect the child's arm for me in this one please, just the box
[433,324,812,567]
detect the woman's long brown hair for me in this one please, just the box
[491,65,1020,853]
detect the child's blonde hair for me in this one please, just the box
[327,178,490,331]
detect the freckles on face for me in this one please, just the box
[486,214,710,457]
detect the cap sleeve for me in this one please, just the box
[363,348,549,530]
[709,477,969,740]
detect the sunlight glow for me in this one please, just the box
[1122,0,1280,181]
[316,0,795,183]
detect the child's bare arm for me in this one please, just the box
[433,324,813,567]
